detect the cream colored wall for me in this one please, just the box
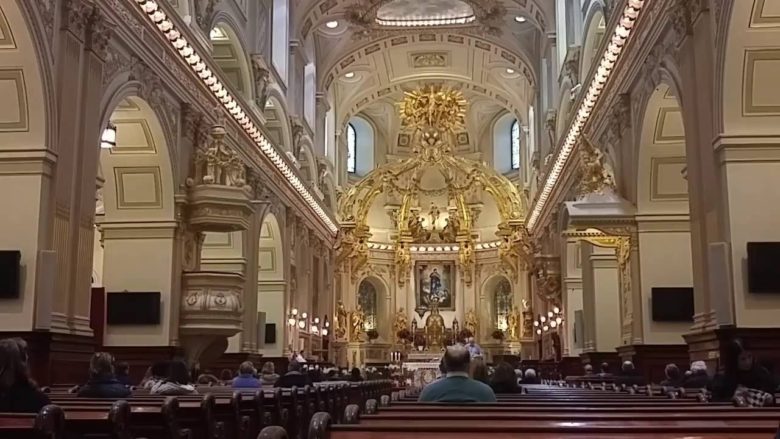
[258,214,285,356]
[202,231,245,273]
[564,240,583,355]
[259,281,285,357]
[585,244,621,352]
[724,162,780,326]
[637,220,692,344]
[0,175,47,331]
[102,235,175,346]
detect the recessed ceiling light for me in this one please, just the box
[514,16,526,23]
[326,20,339,29]
[344,72,355,78]
[506,68,515,74]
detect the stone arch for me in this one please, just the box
[555,77,575,141]
[319,172,338,211]
[257,212,286,356]
[298,138,318,186]
[580,1,606,80]
[93,95,178,347]
[635,83,688,214]
[209,18,254,100]
[264,85,293,152]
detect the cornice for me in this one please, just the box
[109,0,336,242]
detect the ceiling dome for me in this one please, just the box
[376,0,475,26]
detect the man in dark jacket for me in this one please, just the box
[274,361,311,388]
[78,352,131,398]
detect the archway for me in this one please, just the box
[264,91,292,153]
[257,213,285,357]
[0,0,51,332]
[580,6,605,80]
[356,276,388,339]
[482,275,514,337]
[209,22,253,99]
[634,83,692,345]
[93,95,176,348]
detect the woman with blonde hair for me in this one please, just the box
[77,352,131,398]
[260,361,280,385]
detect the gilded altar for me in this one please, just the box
[332,86,538,367]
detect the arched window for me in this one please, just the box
[511,119,521,170]
[347,123,357,173]
[493,278,513,330]
[357,279,377,330]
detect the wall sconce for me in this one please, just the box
[287,308,298,327]
[322,315,330,337]
[311,317,320,335]
[101,122,117,149]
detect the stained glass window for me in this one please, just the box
[347,123,356,173]
[511,119,521,170]
[357,280,377,330]
[494,278,513,330]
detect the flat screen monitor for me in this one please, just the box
[0,250,21,298]
[747,242,780,293]
[106,292,161,325]
[651,287,694,322]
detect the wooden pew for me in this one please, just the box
[0,405,65,439]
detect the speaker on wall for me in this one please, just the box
[0,250,21,298]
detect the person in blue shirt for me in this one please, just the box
[232,361,262,388]
[77,352,132,398]
[418,344,497,403]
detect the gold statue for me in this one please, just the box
[394,242,411,287]
[424,301,446,350]
[350,305,365,342]
[578,137,616,196]
[464,308,478,337]
[507,306,521,341]
[335,300,348,340]
[393,308,409,342]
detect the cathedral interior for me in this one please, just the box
[1,0,780,384]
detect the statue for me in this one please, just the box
[424,301,445,350]
[393,308,409,342]
[394,242,411,287]
[428,202,441,230]
[507,306,521,341]
[464,308,478,338]
[335,300,348,340]
[350,305,365,342]
[578,137,616,196]
[452,318,460,343]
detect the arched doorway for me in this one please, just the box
[93,96,176,347]
[257,213,285,357]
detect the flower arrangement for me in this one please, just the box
[491,329,505,341]
[397,328,412,342]
[366,329,379,341]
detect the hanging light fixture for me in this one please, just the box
[101,122,117,149]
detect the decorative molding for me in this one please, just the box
[0,69,29,132]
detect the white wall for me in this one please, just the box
[349,117,375,177]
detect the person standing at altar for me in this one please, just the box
[418,344,496,403]
[465,337,482,358]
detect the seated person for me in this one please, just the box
[142,361,169,390]
[418,344,496,403]
[115,361,132,386]
[683,361,710,388]
[78,352,132,398]
[710,339,775,401]
[0,339,51,412]
[260,362,280,385]
[583,364,594,377]
[615,361,646,387]
[598,362,613,378]
[469,356,489,384]
[489,362,521,394]
[348,367,363,382]
[151,361,197,395]
[232,361,261,388]
[219,369,234,385]
[197,373,220,385]
[660,363,683,388]
[522,368,540,384]
[274,360,311,388]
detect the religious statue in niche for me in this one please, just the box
[424,300,446,351]
[350,305,366,342]
[464,308,478,338]
[335,300,348,340]
[393,308,409,342]
[415,261,455,317]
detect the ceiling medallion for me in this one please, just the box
[345,0,507,38]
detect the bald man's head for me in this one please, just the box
[443,344,471,373]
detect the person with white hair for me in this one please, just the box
[683,360,710,388]
[522,368,540,384]
[465,337,482,358]
[418,344,496,402]
[615,360,645,386]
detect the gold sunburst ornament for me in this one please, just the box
[399,85,467,133]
